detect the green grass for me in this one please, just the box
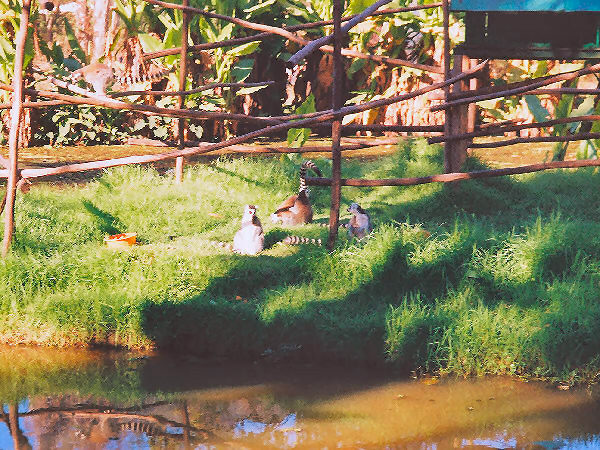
[2,139,600,383]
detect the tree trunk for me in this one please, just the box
[92,0,112,61]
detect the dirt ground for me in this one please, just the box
[0,135,583,186]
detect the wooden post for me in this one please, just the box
[175,0,189,183]
[467,58,479,133]
[442,0,454,173]
[327,0,344,251]
[2,0,30,257]
[445,54,470,172]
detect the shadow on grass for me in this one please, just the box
[82,200,125,236]
[137,166,600,378]
[210,165,271,188]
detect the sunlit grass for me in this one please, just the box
[2,138,600,382]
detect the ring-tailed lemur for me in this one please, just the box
[213,205,265,255]
[346,202,373,240]
[271,160,322,226]
[70,60,172,95]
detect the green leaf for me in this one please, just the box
[153,126,169,139]
[189,123,203,139]
[552,142,569,161]
[244,0,277,15]
[348,58,366,77]
[345,0,375,16]
[236,85,268,95]
[576,140,597,160]
[227,41,260,57]
[217,23,235,41]
[287,127,310,148]
[63,18,87,64]
[570,96,595,117]
[138,33,164,53]
[286,93,315,148]
[231,58,254,82]
[524,96,550,123]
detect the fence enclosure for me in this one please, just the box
[2,0,600,255]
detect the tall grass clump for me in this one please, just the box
[2,139,600,382]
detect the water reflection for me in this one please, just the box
[1,346,600,448]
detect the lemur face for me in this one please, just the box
[348,202,361,214]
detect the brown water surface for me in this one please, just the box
[0,346,599,449]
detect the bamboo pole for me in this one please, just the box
[0,82,282,125]
[175,0,189,183]
[429,115,600,144]
[110,81,274,98]
[431,62,600,112]
[305,158,600,187]
[315,123,444,133]
[0,100,67,109]
[144,4,442,60]
[469,132,600,149]
[2,0,30,257]
[526,88,600,96]
[328,0,344,251]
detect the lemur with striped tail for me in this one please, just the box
[271,160,322,226]
[213,204,265,255]
[70,60,172,95]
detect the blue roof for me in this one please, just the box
[450,0,600,12]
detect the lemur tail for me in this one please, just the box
[116,64,173,86]
[299,160,322,193]
[283,235,322,246]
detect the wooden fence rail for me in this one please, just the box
[305,158,600,187]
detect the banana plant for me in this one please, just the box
[524,68,599,161]
[0,0,37,101]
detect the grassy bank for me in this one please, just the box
[2,139,600,383]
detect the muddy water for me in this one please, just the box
[1,347,599,449]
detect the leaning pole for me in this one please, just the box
[327,0,344,250]
[2,0,31,257]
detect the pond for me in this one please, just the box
[1,346,599,449]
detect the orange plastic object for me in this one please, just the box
[104,232,137,249]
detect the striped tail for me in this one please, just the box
[283,235,322,246]
[116,64,173,87]
[121,421,157,435]
[299,160,322,193]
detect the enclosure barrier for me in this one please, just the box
[2,0,600,254]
